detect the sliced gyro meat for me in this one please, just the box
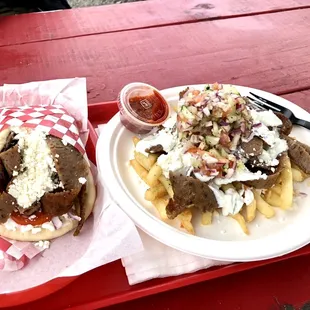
[46,136,88,191]
[0,144,21,177]
[240,137,264,157]
[41,188,80,217]
[0,160,8,193]
[74,184,87,236]
[0,192,17,224]
[275,112,292,135]
[145,144,165,154]
[166,172,218,219]
[245,154,286,189]
[18,201,41,216]
[283,135,310,174]
[179,87,189,100]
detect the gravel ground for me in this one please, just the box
[69,0,144,7]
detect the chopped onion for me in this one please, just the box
[205,121,213,127]
[230,132,241,150]
[225,168,235,179]
[231,160,237,170]
[202,107,210,116]
[242,132,255,143]
[222,125,231,132]
[52,217,63,229]
[190,135,201,144]
[230,128,242,136]
[212,122,219,136]
[252,123,262,128]
[208,169,219,176]
[295,191,308,197]
[219,120,229,126]
[240,122,246,133]
[68,212,81,221]
[217,159,229,164]
[219,133,231,146]
[236,102,245,112]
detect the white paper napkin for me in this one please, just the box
[98,124,229,285]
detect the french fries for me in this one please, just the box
[253,190,275,218]
[279,156,293,210]
[134,151,158,171]
[264,190,281,208]
[178,209,195,235]
[145,183,167,201]
[146,163,162,187]
[231,213,248,235]
[201,211,213,225]
[159,175,174,198]
[132,136,140,146]
[245,198,256,222]
[130,159,148,184]
[152,197,170,221]
[292,163,309,181]
[292,168,304,182]
[270,184,282,195]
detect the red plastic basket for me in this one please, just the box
[0,121,98,308]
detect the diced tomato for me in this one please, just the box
[11,210,52,226]
[186,147,205,156]
[219,133,231,146]
[192,90,201,96]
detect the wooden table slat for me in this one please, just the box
[282,90,310,112]
[0,0,310,47]
[1,9,310,104]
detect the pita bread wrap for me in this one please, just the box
[0,105,96,242]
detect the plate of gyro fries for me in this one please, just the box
[97,83,310,261]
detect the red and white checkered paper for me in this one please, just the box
[0,105,85,155]
[0,238,45,271]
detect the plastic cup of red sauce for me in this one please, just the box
[117,82,170,134]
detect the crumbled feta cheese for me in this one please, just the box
[8,127,59,209]
[42,221,55,232]
[28,215,36,220]
[31,227,42,234]
[34,240,50,250]
[12,170,18,176]
[4,218,17,231]
[78,177,87,185]
[20,224,33,233]
[55,154,60,158]
[62,139,68,146]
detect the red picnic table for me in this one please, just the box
[1,0,310,309]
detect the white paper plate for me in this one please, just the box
[97,84,310,261]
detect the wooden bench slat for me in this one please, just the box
[1,9,310,103]
[0,0,310,47]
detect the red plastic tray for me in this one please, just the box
[4,101,310,309]
[0,121,98,308]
